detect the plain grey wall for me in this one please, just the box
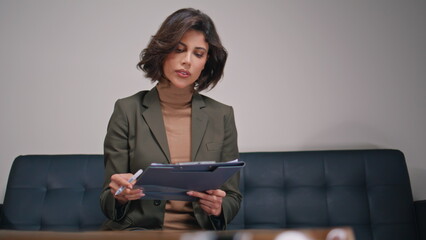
[1,0,425,203]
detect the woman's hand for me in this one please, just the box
[109,173,145,205]
[187,189,226,216]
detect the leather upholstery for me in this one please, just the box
[0,155,106,231]
[415,200,426,240]
[228,150,421,240]
[0,150,423,240]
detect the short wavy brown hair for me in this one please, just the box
[137,8,227,92]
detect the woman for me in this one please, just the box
[100,8,241,230]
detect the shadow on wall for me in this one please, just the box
[407,167,426,200]
[298,121,393,151]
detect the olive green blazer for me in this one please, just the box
[100,87,241,230]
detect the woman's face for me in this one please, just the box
[163,30,209,90]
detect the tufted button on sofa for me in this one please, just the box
[1,150,425,240]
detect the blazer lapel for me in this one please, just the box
[141,87,171,163]
[191,92,208,161]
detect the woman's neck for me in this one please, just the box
[156,82,194,108]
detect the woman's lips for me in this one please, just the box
[176,70,191,78]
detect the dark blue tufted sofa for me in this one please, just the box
[1,149,425,240]
[0,155,106,231]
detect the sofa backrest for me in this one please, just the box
[0,155,106,231]
[228,149,419,240]
[1,150,419,239]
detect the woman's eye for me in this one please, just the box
[175,48,184,53]
[195,53,204,58]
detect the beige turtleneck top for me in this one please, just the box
[156,83,201,230]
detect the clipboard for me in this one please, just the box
[134,160,245,201]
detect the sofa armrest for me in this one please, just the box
[415,200,426,240]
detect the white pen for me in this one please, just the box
[114,169,143,196]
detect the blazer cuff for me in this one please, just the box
[113,199,131,221]
[209,213,225,230]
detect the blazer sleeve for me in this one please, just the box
[195,106,241,230]
[219,106,241,228]
[100,99,132,222]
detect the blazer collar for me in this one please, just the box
[141,87,209,163]
[191,92,208,162]
[141,87,171,162]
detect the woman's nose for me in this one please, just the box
[181,53,191,68]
